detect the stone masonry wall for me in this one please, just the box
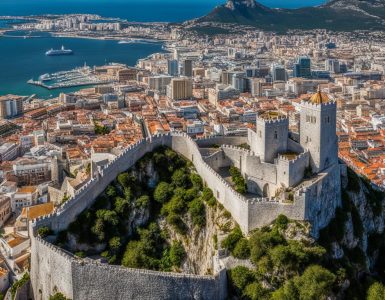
[30,133,340,300]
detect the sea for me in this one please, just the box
[0,0,325,98]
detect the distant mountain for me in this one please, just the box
[196,0,385,32]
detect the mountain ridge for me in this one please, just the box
[196,0,385,32]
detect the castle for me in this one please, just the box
[29,90,342,300]
[205,89,339,199]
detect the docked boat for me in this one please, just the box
[45,45,73,56]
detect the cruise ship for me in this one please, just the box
[45,46,73,56]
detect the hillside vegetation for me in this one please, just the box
[48,147,232,274]
[223,168,385,299]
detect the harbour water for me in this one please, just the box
[0,34,164,98]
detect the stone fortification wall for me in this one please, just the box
[221,145,277,196]
[31,236,226,300]
[303,164,342,237]
[30,133,340,299]
[72,260,227,300]
[248,163,341,235]
[277,152,310,188]
[195,136,247,148]
[30,236,74,300]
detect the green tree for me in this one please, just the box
[109,237,121,252]
[106,185,117,198]
[271,280,298,300]
[122,241,144,268]
[190,173,203,190]
[244,282,270,300]
[367,282,385,300]
[136,195,150,208]
[114,197,130,215]
[294,265,336,300]
[228,266,255,295]
[232,238,250,259]
[249,229,285,264]
[171,169,189,188]
[117,172,131,188]
[154,182,171,204]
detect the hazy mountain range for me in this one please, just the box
[196,0,385,32]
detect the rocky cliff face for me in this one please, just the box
[318,168,385,297]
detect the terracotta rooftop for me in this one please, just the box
[20,202,54,221]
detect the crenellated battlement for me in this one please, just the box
[300,99,336,110]
[278,150,309,164]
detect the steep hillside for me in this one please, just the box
[223,167,385,299]
[42,147,233,275]
[196,0,385,32]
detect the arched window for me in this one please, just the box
[274,131,278,139]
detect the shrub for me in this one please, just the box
[249,229,285,264]
[166,213,188,235]
[232,238,251,259]
[184,188,199,202]
[114,197,130,215]
[202,187,213,202]
[275,214,289,230]
[169,241,186,267]
[38,226,52,238]
[49,293,70,300]
[122,241,145,268]
[109,236,121,252]
[188,198,206,228]
[294,265,336,300]
[154,182,171,204]
[221,226,243,252]
[10,272,30,300]
[229,166,247,194]
[105,185,117,198]
[190,173,203,190]
[171,169,190,188]
[136,195,150,209]
[244,282,270,300]
[162,195,185,216]
[117,172,131,188]
[228,266,255,295]
[74,251,86,258]
[367,282,385,300]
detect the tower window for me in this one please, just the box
[259,130,262,138]
[274,131,278,139]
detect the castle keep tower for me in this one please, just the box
[254,111,289,163]
[300,89,338,173]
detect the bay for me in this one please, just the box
[0,35,164,98]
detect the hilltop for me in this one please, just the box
[195,0,385,32]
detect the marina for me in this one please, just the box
[27,65,113,90]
